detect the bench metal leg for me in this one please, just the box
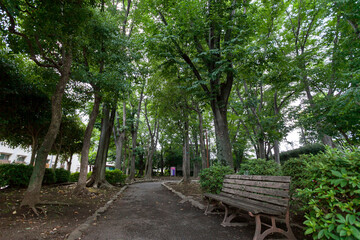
[220,203,249,227]
[252,210,296,240]
[204,199,224,215]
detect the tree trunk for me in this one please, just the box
[211,102,233,167]
[274,140,280,164]
[87,104,115,188]
[196,106,207,170]
[258,138,266,159]
[74,91,101,194]
[67,153,73,172]
[30,137,38,166]
[52,152,60,169]
[129,87,144,180]
[182,119,191,183]
[115,101,126,169]
[21,50,72,208]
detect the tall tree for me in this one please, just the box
[0,0,92,211]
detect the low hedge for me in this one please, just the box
[279,143,325,163]
[0,164,70,187]
[0,164,33,187]
[54,168,70,183]
[237,158,282,176]
[69,172,80,182]
[69,169,127,186]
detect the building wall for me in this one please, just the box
[0,142,81,172]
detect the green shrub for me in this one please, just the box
[297,148,360,239]
[281,157,311,193]
[237,158,281,176]
[0,164,32,187]
[42,168,56,184]
[105,169,127,185]
[54,168,70,183]
[0,177,8,188]
[279,143,325,162]
[69,172,80,182]
[87,171,92,179]
[199,164,234,194]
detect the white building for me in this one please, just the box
[0,142,81,172]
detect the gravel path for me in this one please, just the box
[81,182,253,240]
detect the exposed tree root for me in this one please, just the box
[73,185,91,197]
[28,206,46,217]
[38,202,70,206]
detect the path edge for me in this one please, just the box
[66,185,127,240]
[161,182,206,210]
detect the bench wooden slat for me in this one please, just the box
[226,174,291,183]
[204,193,282,215]
[222,187,289,207]
[220,192,287,215]
[223,183,289,198]
[223,178,290,190]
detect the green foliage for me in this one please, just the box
[297,148,360,239]
[54,168,70,183]
[238,159,282,176]
[280,144,326,163]
[0,164,33,187]
[69,172,80,182]
[105,169,127,186]
[43,168,56,185]
[199,164,234,194]
[87,171,92,179]
[281,157,311,193]
[0,164,72,187]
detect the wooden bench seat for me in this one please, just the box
[204,175,296,240]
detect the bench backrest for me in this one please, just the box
[221,175,291,215]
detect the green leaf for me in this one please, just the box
[349,215,356,225]
[339,230,347,237]
[304,228,314,235]
[337,214,346,223]
[331,170,342,178]
[318,229,325,239]
[350,226,360,239]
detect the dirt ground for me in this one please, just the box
[0,184,121,240]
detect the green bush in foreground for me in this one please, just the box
[199,164,234,194]
[55,168,70,183]
[69,172,80,182]
[298,148,360,240]
[237,158,281,176]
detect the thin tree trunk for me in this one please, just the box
[74,91,101,194]
[67,153,73,172]
[182,117,191,183]
[30,137,38,166]
[196,105,207,170]
[115,101,126,169]
[21,49,72,209]
[129,86,144,180]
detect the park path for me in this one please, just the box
[81,182,253,240]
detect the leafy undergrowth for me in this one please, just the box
[0,184,121,240]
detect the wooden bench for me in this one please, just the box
[204,175,296,240]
